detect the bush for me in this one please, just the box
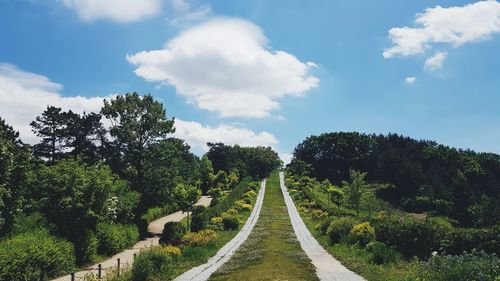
[243,190,257,198]
[439,226,500,256]
[96,223,139,256]
[311,209,329,221]
[10,212,51,235]
[161,245,181,257]
[209,197,219,207]
[366,241,401,265]
[207,188,223,199]
[408,250,500,281]
[160,222,186,245]
[75,229,98,265]
[316,217,335,235]
[327,217,358,245]
[190,213,207,232]
[374,220,444,259]
[132,247,174,281]
[222,215,240,230]
[350,222,375,246]
[203,177,252,218]
[183,230,218,246]
[0,231,75,281]
[224,208,239,216]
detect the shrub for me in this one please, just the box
[408,250,500,281]
[209,197,219,207]
[224,208,239,216]
[439,226,500,256]
[96,223,139,256]
[183,230,218,246]
[132,247,174,281]
[350,222,375,246]
[139,207,171,236]
[316,217,335,235]
[160,222,186,245]
[75,229,98,265]
[243,190,257,198]
[222,215,240,230]
[366,241,401,265]
[203,177,252,218]
[239,203,253,211]
[190,213,207,232]
[207,188,223,199]
[374,220,444,259]
[327,217,358,245]
[10,212,51,235]
[0,231,75,281]
[311,209,329,221]
[161,245,181,257]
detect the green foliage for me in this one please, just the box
[374,220,444,259]
[0,231,75,281]
[291,132,500,227]
[183,230,218,246]
[439,226,500,256]
[350,222,376,246]
[207,187,223,199]
[199,155,214,194]
[316,217,335,235]
[132,247,174,281]
[202,177,252,219]
[10,212,51,235]
[407,250,500,281]
[327,217,358,245]
[159,222,186,245]
[75,229,98,265]
[207,142,281,179]
[222,215,240,230]
[366,241,401,265]
[96,223,139,256]
[342,170,370,215]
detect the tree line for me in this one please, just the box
[288,132,500,227]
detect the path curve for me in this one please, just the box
[279,172,366,281]
[173,179,266,281]
[53,196,212,281]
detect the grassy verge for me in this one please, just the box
[209,172,319,281]
[298,208,417,281]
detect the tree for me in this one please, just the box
[199,155,214,194]
[101,93,175,187]
[30,106,66,163]
[31,159,125,264]
[63,111,102,163]
[142,138,200,209]
[174,183,201,230]
[212,170,228,190]
[342,170,369,216]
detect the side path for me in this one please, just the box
[53,196,212,281]
[173,179,266,281]
[279,172,366,281]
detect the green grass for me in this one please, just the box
[209,172,319,281]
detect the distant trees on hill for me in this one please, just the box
[289,132,500,227]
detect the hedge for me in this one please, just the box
[0,231,75,281]
[96,223,139,256]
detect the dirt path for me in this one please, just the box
[173,179,266,281]
[52,196,212,281]
[209,172,319,281]
[279,172,366,281]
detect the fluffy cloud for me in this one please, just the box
[173,119,278,151]
[0,63,110,143]
[0,63,279,151]
[61,0,163,23]
[384,0,500,65]
[127,18,319,118]
[424,52,447,70]
[404,76,416,85]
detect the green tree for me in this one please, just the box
[199,155,214,194]
[31,159,125,264]
[174,183,201,230]
[101,93,175,188]
[30,106,66,163]
[342,170,369,216]
[63,111,103,163]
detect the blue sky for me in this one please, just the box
[1,0,499,162]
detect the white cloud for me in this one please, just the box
[384,0,500,60]
[61,0,163,23]
[404,76,416,84]
[168,0,212,26]
[127,18,319,118]
[279,153,293,165]
[424,51,447,70]
[0,63,110,143]
[172,118,278,152]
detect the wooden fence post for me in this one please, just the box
[98,264,102,279]
[117,258,121,276]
